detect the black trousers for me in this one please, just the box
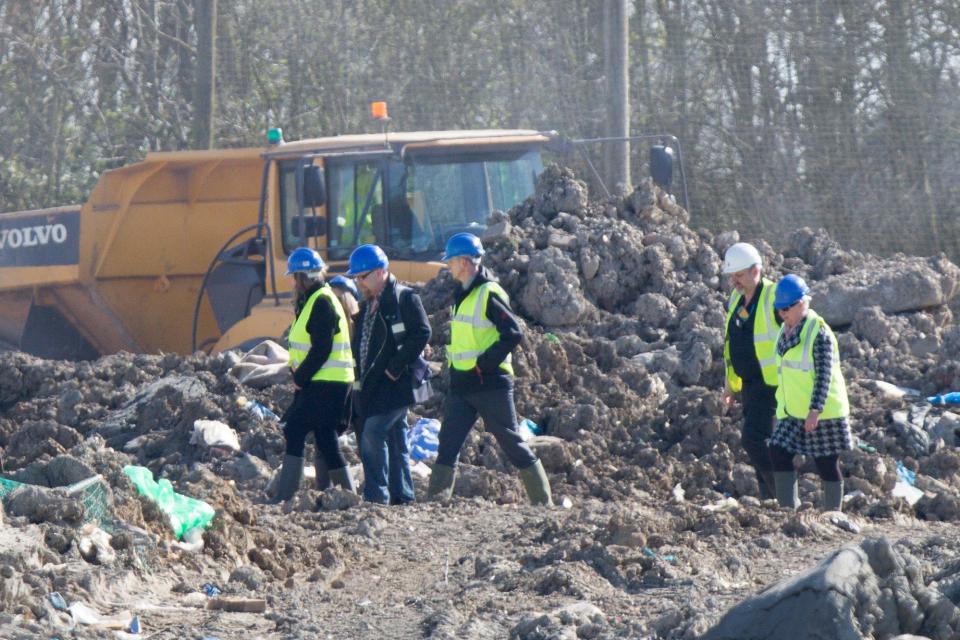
[740,379,776,497]
[283,380,350,469]
[769,445,842,482]
[436,387,537,470]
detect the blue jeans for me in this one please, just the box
[360,408,415,504]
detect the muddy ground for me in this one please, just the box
[3,169,960,638]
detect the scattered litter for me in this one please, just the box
[123,466,215,540]
[68,601,135,630]
[560,496,573,509]
[518,418,541,441]
[892,482,924,506]
[408,419,440,462]
[826,512,861,533]
[174,526,205,552]
[410,461,432,479]
[202,583,222,597]
[702,497,738,513]
[896,461,917,486]
[48,591,68,611]
[544,332,560,343]
[78,523,116,564]
[206,597,267,613]
[190,419,241,452]
[237,395,280,422]
[672,483,685,502]
[868,379,920,399]
[856,440,878,454]
[642,547,677,563]
[843,490,866,503]
[928,392,960,406]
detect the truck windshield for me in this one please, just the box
[324,149,542,260]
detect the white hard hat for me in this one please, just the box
[721,242,762,274]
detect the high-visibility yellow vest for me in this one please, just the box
[775,310,849,420]
[448,281,514,375]
[723,278,779,391]
[288,285,355,383]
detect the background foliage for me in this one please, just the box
[2,0,959,257]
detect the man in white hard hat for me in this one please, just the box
[721,242,781,500]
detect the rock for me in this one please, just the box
[703,538,960,640]
[519,248,591,326]
[319,488,362,511]
[526,436,572,472]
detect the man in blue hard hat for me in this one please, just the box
[427,233,553,506]
[348,244,432,505]
[271,247,356,502]
[721,242,780,500]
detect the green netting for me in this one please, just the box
[0,474,114,528]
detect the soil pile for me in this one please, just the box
[2,167,960,637]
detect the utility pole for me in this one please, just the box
[192,0,217,149]
[608,0,630,190]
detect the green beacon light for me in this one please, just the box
[267,127,284,145]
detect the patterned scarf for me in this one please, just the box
[359,297,379,377]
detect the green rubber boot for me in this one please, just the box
[426,463,457,501]
[774,470,799,510]
[328,466,356,493]
[270,454,304,503]
[519,459,553,506]
[823,480,844,511]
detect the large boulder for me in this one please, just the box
[812,257,960,326]
[704,538,960,640]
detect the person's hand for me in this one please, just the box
[423,344,434,358]
[804,409,821,433]
[722,385,736,408]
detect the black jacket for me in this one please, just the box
[291,282,342,388]
[449,267,522,392]
[352,275,432,417]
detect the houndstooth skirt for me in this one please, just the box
[768,416,853,458]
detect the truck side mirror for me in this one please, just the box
[302,165,326,208]
[292,215,327,238]
[650,145,674,189]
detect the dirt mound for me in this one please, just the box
[3,166,960,637]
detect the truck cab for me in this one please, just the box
[0,130,551,358]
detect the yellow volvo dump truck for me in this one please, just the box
[0,130,554,359]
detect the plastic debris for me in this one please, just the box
[190,419,241,452]
[672,483,685,502]
[407,418,440,462]
[78,523,116,564]
[896,461,917,486]
[48,591,68,611]
[123,466,216,539]
[642,547,677,563]
[544,332,560,343]
[702,497,738,513]
[868,379,920,399]
[202,583,222,597]
[517,418,540,441]
[927,391,960,406]
[68,601,134,630]
[174,526,206,552]
[856,440,878,454]
[892,482,924,506]
[237,396,280,421]
[827,512,861,534]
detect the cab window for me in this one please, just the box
[327,159,383,260]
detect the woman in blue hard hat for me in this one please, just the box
[427,233,553,506]
[769,274,851,511]
[270,247,356,502]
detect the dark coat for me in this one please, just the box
[352,275,431,417]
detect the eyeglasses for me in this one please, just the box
[352,270,376,281]
[777,299,803,313]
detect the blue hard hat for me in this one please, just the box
[329,275,359,300]
[774,274,811,309]
[285,247,325,275]
[441,233,485,261]
[346,244,388,276]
